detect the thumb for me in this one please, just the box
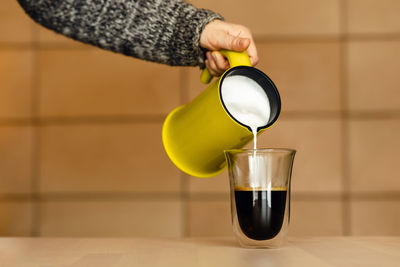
[219,34,250,52]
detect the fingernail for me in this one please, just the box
[212,52,217,61]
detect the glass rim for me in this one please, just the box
[224,148,296,154]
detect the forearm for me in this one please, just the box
[17,0,223,66]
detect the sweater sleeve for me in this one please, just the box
[17,0,223,67]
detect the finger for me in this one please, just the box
[246,37,259,66]
[235,37,250,51]
[212,51,230,72]
[205,60,218,77]
[205,53,219,76]
[207,53,222,76]
[215,33,251,52]
[229,36,250,51]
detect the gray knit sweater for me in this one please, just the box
[17,0,223,67]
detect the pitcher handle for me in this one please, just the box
[200,50,252,84]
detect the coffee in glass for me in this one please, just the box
[225,148,295,248]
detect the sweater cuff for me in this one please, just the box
[191,9,224,68]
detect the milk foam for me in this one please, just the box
[221,75,271,150]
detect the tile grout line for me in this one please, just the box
[1,111,400,128]
[35,192,183,201]
[2,191,400,201]
[180,173,190,237]
[36,115,167,125]
[179,67,190,237]
[1,111,400,127]
[3,32,400,50]
[339,0,351,236]
[30,24,41,237]
[255,33,400,42]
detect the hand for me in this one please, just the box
[200,20,258,77]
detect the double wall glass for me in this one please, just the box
[225,148,296,248]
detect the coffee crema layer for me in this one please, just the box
[234,186,287,191]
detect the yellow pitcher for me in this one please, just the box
[162,50,281,178]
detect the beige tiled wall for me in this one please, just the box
[0,201,32,236]
[0,50,33,118]
[0,0,399,238]
[39,124,181,193]
[38,50,181,117]
[39,199,183,237]
[0,126,33,194]
[347,41,400,111]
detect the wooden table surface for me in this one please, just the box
[0,236,399,266]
